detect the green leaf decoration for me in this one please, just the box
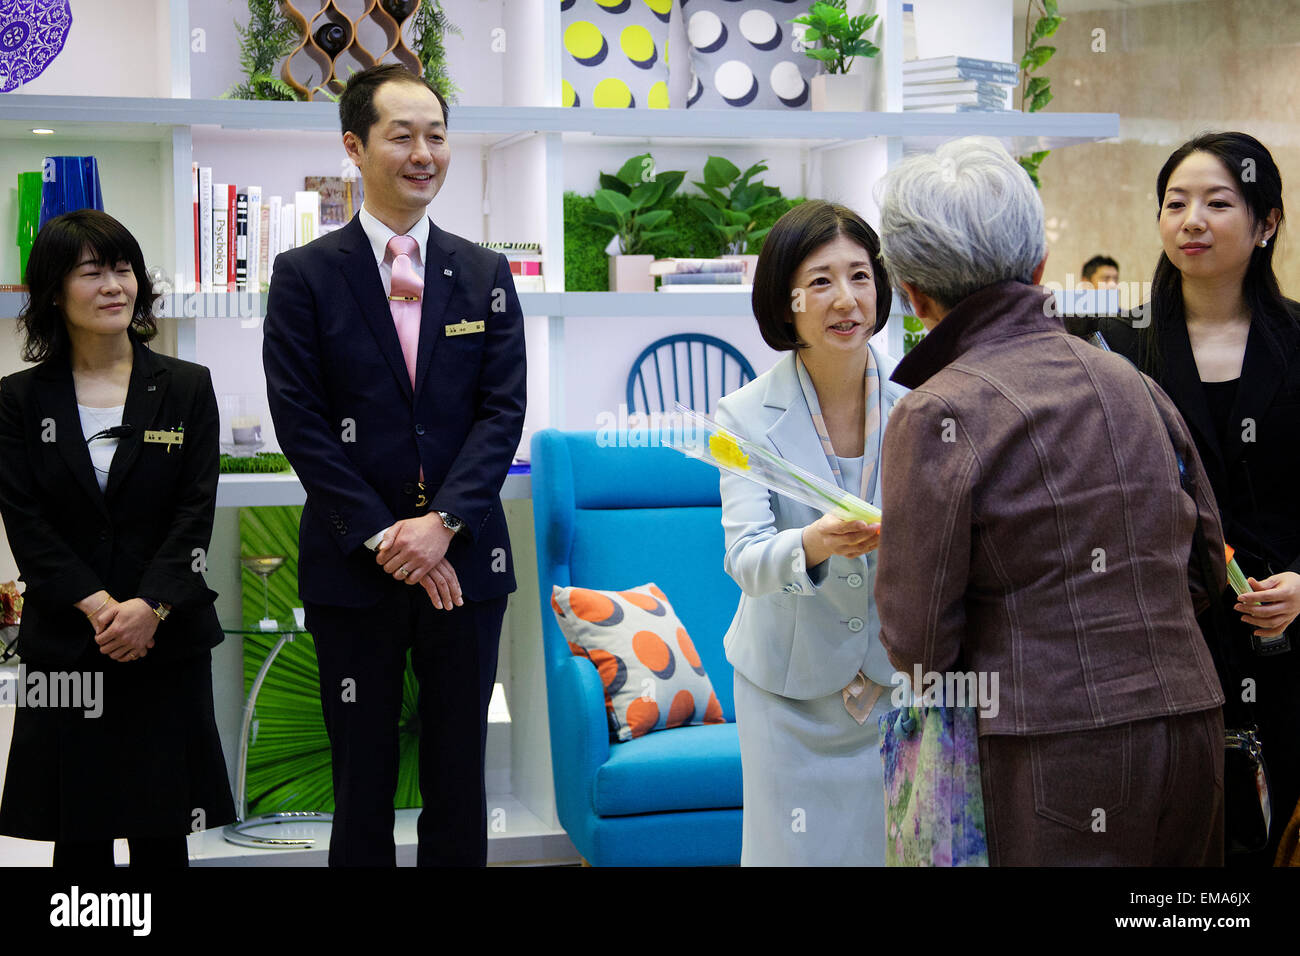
[702,155,741,189]
[594,189,634,217]
[1025,75,1049,98]
[616,153,653,186]
[411,1,462,103]
[1029,88,1053,112]
[1043,0,1060,16]
[1032,15,1063,42]
[598,172,631,196]
[1021,45,1056,72]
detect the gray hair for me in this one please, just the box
[876,137,1046,309]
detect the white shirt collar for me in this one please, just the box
[359,204,431,267]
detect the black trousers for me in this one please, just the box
[305,587,506,867]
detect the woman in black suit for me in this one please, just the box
[1101,131,1300,866]
[0,209,234,866]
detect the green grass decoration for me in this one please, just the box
[1017,0,1063,188]
[239,505,424,813]
[223,0,299,101]
[220,452,292,474]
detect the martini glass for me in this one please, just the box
[241,554,285,631]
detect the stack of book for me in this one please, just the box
[192,167,363,293]
[481,241,544,292]
[652,258,750,292]
[902,56,1019,113]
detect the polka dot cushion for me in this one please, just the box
[552,582,726,741]
[680,0,816,110]
[561,0,673,109]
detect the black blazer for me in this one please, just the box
[1099,302,1300,582]
[262,214,526,608]
[0,333,223,667]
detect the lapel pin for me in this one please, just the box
[147,385,156,392]
[443,268,453,277]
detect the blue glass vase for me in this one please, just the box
[39,155,105,228]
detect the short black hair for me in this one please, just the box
[17,209,157,364]
[1081,255,1119,280]
[339,64,449,147]
[751,200,891,352]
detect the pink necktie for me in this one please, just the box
[386,234,422,387]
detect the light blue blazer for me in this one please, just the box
[714,344,908,700]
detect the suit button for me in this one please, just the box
[415,424,425,435]
[402,482,415,495]
[847,617,864,633]
[847,573,863,588]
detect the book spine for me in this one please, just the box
[661,273,745,285]
[294,191,320,246]
[212,184,229,296]
[235,191,249,291]
[268,196,282,268]
[226,185,237,293]
[258,206,270,291]
[247,185,262,291]
[199,167,213,293]
[191,163,199,293]
[280,204,295,253]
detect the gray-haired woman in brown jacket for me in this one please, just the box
[874,137,1227,866]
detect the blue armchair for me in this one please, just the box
[531,430,743,866]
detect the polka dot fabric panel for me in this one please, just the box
[680,0,816,109]
[561,0,673,109]
[552,582,726,741]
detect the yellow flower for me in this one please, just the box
[709,432,749,470]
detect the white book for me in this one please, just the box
[903,78,1004,94]
[267,195,282,271]
[903,55,1019,77]
[279,203,296,253]
[903,90,1005,107]
[247,185,262,291]
[198,166,213,293]
[294,190,320,247]
[212,183,229,295]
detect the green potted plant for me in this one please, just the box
[791,0,881,111]
[691,156,785,280]
[588,153,686,292]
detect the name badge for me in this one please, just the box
[445,320,485,337]
[144,429,184,447]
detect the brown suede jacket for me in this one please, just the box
[876,280,1226,736]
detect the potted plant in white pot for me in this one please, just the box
[590,153,686,292]
[691,156,786,281]
[792,0,880,111]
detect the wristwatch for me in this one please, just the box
[437,511,465,535]
[143,597,171,622]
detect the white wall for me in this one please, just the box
[5,0,172,98]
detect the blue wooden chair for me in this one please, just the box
[626,334,756,417]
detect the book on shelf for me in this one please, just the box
[234,190,248,291]
[903,55,1019,80]
[198,166,213,293]
[225,185,238,292]
[304,175,351,230]
[650,257,746,276]
[294,191,320,247]
[903,90,1008,109]
[660,272,745,285]
[903,65,1020,86]
[267,195,282,280]
[211,183,230,294]
[247,185,262,291]
[190,163,199,292]
[279,203,296,261]
[658,284,753,293]
[902,78,1013,95]
[257,204,270,292]
[905,103,1016,113]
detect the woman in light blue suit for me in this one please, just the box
[714,201,907,866]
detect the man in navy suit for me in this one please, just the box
[263,64,526,866]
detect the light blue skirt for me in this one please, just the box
[734,668,891,866]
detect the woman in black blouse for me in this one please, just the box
[1101,132,1300,866]
[0,210,234,866]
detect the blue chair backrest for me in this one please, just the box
[626,334,756,417]
[532,430,740,720]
